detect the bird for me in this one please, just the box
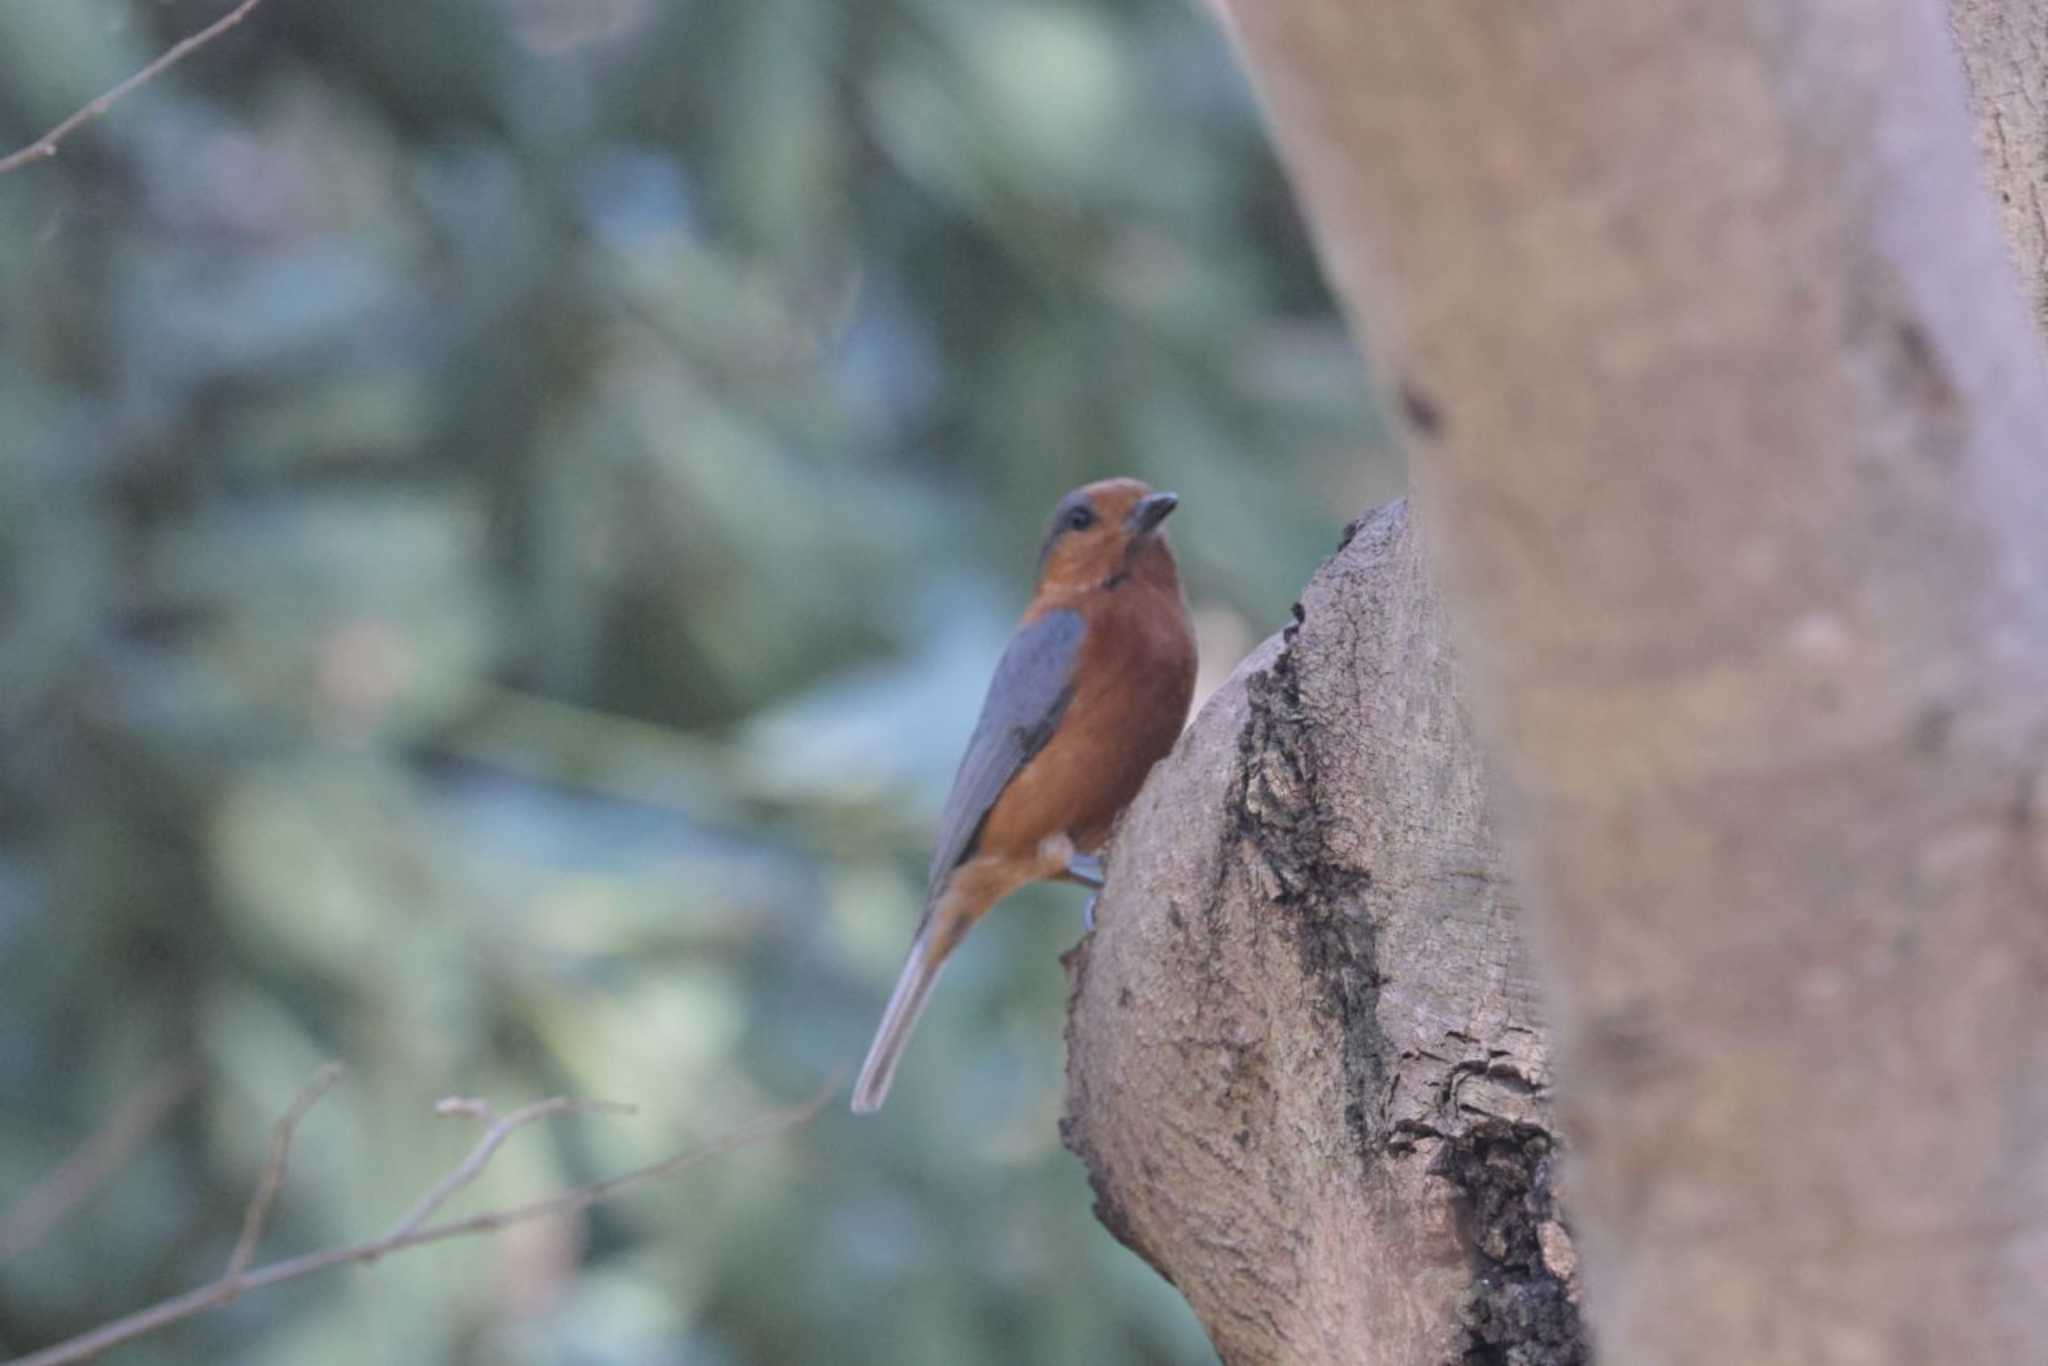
[851,477,1197,1114]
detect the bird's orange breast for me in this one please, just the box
[975,573,1196,861]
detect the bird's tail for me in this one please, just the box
[851,924,950,1114]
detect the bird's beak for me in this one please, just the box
[1127,491,1179,535]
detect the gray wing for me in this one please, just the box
[924,608,1086,894]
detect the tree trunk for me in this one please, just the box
[1064,503,1582,1364]
[1065,1,2048,1362]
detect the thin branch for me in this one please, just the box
[221,1062,343,1286]
[391,1088,827,1244]
[0,1062,205,1263]
[5,1072,840,1366]
[377,1095,634,1251]
[0,0,269,176]
[432,1096,497,1122]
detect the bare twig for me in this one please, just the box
[5,1071,839,1366]
[0,0,269,175]
[0,1062,205,1263]
[432,1096,497,1122]
[393,1087,829,1243]
[377,1095,634,1251]
[221,1062,343,1286]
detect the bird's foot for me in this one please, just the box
[1082,892,1099,933]
[1065,851,1106,889]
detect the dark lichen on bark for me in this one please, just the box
[1439,1121,1587,1366]
[1234,598,1383,1159]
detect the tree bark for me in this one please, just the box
[1066,1,2048,1362]
[1950,0,2048,334]
[1064,503,1583,1364]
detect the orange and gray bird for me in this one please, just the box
[851,477,1197,1114]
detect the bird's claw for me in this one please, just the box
[1066,852,1106,889]
[1083,892,1099,933]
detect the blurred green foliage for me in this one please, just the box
[0,0,1393,1361]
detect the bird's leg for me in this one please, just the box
[1069,851,1105,932]
[1064,851,1106,889]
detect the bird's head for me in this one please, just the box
[1035,477,1182,595]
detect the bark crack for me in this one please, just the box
[1235,599,1384,1160]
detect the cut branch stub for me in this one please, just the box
[1062,500,1584,1366]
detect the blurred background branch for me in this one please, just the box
[0,1063,204,1264]
[219,1062,344,1290]
[9,1068,832,1366]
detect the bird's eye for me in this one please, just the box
[1063,504,1096,532]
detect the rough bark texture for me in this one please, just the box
[1950,0,2048,333]
[1196,0,2048,1362]
[1063,503,1586,1365]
